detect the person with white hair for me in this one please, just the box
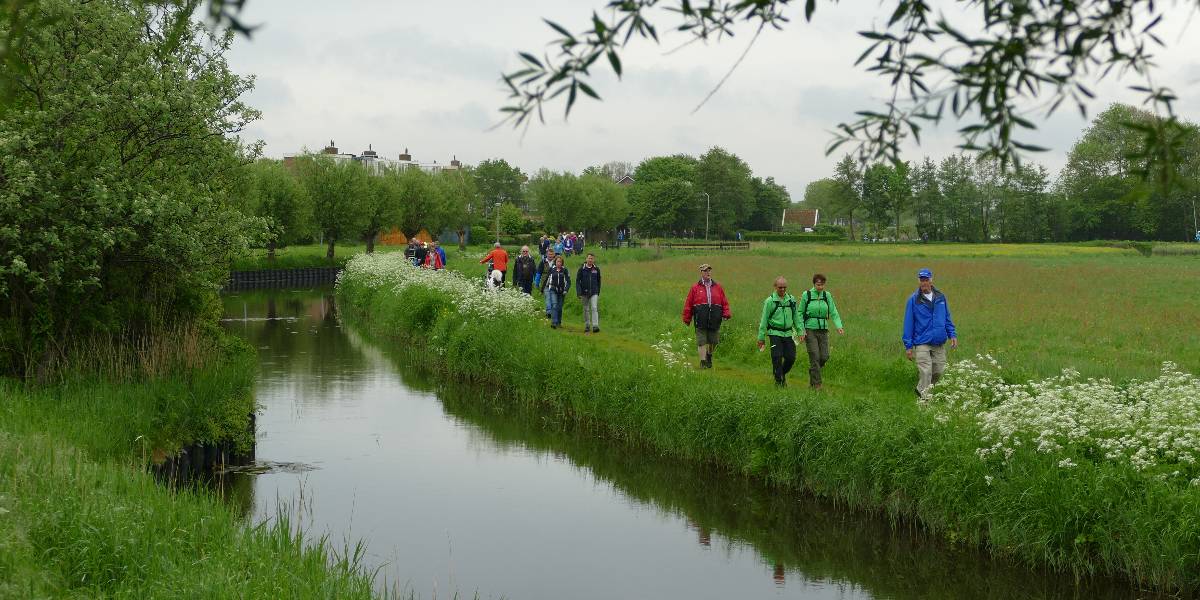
[512,245,537,294]
[478,242,509,287]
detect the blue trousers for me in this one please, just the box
[547,292,564,325]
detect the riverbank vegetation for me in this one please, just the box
[0,333,386,597]
[338,246,1200,593]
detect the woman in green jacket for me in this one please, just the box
[756,276,802,387]
[798,273,844,389]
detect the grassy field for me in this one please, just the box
[343,243,1200,593]
[0,337,386,598]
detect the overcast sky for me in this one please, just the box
[224,0,1200,201]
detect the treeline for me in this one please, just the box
[806,104,1200,242]
[624,148,791,238]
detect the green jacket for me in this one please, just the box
[799,287,843,330]
[757,292,800,341]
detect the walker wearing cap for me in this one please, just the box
[683,263,731,369]
[902,266,958,398]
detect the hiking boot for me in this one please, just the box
[591,327,599,333]
[812,383,822,391]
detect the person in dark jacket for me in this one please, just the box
[512,245,537,294]
[682,264,731,369]
[540,255,571,328]
[576,252,601,333]
[902,268,958,397]
[536,248,557,318]
[413,242,428,267]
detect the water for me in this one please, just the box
[220,288,1150,600]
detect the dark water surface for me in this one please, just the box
[220,288,1153,600]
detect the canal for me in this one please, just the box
[219,287,1146,600]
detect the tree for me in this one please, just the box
[886,161,913,240]
[747,177,791,231]
[394,167,443,238]
[528,170,585,232]
[498,203,525,238]
[243,159,309,259]
[910,158,943,241]
[937,155,980,242]
[695,147,754,237]
[474,158,527,211]
[832,155,864,241]
[436,169,479,249]
[628,154,699,235]
[294,156,370,259]
[802,179,842,218]
[582,161,634,182]
[359,169,404,253]
[0,0,261,377]
[632,179,696,236]
[860,163,893,238]
[500,0,1189,179]
[1058,104,1200,241]
[578,173,630,235]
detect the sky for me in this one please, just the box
[223,0,1200,202]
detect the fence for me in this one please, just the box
[224,267,340,291]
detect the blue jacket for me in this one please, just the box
[902,288,957,349]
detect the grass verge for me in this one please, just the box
[0,336,385,598]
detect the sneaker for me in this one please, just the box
[591,328,599,333]
[551,323,558,329]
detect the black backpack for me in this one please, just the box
[801,290,829,327]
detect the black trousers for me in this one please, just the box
[769,335,797,385]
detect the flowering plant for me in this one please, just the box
[339,253,538,320]
[926,356,1200,486]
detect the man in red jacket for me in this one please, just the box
[682,264,731,369]
[479,242,509,286]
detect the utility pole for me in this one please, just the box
[700,191,710,241]
[495,202,502,243]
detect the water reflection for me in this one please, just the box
[416,379,1152,600]
[221,288,1164,600]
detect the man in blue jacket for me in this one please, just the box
[902,268,958,397]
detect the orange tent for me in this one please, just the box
[379,227,407,246]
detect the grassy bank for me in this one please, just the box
[0,337,383,597]
[337,249,1200,593]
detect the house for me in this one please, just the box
[781,208,819,231]
[283,141,463,174]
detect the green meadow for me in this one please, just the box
[343,242,1200,593]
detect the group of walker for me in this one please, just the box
[477,242,603,333]
[478,242,957,393]
[684,263,957,392]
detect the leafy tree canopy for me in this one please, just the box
[0,0,261,377]
[498,0,1190,183]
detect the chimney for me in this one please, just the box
[322,140,338,154]
[398,147,412,161]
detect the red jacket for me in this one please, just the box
[480,247,509,271]
[422,251,444,270]
[682,280,731,325]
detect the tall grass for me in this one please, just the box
[0,328,392,597]
[0,432,384,598]
[337,249,1200,594]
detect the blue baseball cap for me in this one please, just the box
[917,268,932,279]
